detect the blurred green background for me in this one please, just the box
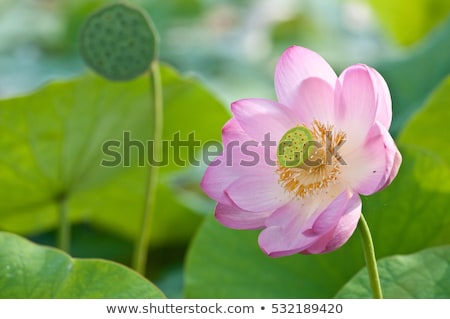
[2,0,449,100]
[0,0,449,298]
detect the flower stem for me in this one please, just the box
[358,213,383,299]
[57,195,70,252]
[132,60,163,275]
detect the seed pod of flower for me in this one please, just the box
[79,3,158,81]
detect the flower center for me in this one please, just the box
[276,120,346,198]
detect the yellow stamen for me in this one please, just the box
[277,120,346,198]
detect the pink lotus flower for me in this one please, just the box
[201,46,402,257]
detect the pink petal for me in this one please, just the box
[309,191,353,234]
[275,46,337,108]
[215,203,271,230]
[258,200,315,257]
[291,77,336,126]
[201,154,236,206]
[320,200,361,252]
[340,122,401,195]
[258,190,352,257]
[231,98,298,142]
[335,64,378,150]
[302,193,361,254]
[225,172,290,213]
[368,67,392,129]
[221,117,245,145]
[374,124,402,191]
[201,120,268,206]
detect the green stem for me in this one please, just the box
[57,196,70,252]
[358,214,383,299]
[132,60,163,275]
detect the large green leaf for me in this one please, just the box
[0,231,165,298]
[398,76,450,193]
[336,245,450,298]
[375,17,450,135]
[0,65,229,246]
[367,0,450,45]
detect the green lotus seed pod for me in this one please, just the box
[79,3,158,81]
[277,126,314,168]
